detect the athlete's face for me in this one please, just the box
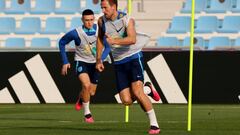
[101,0,115,19]
[82,15,95,29]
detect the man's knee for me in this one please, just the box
[131,81,144,99]
[82,83,91,91]
[121,98,133,105]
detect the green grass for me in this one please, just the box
[0,104,240,135]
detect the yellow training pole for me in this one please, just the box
[125,105,129,122]
[127,0,132,14]
[187,0,195,131]
[125,0,132,123]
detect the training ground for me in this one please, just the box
[0,104,239,135]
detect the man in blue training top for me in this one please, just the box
[59,9,102,123]
[96,0,160,134]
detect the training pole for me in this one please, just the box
[187,0,195,131]
[125,0,132,123]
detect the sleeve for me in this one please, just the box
[98,17,111,61]
[101,36,111,60]
[59,29,81,64]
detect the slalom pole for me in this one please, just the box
[125,0,132,123]
[187,0,196,131]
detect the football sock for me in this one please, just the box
[83,101,91,115]
[147,109,159,128]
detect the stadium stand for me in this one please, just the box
[55,0,81,14]
[15,17,41,34]
[182,37,205,50]
[181,0,205,13]
[207,36,232,50]
[0,0,184,49]
[233,37,240,49]
[0,0,106,50]
[5,38,25,48]
[40,17,66,34]
[70,17,83,30]
[2,0,240,50]
[85,0,102,13]
[217,16,240,33]
[195,16,219,33]
[0,17,16,34]
[160,0,240,50]
[30,0,55,14]
[231,0,240,12]
[30,38,51,48]
[167,16,191,33]
[204,0,231,13]
[4,0,30,14]
[0,0,5,12]
[156,37,181,49]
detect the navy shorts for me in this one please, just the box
[114,57,144,92]
[75,61,100,84]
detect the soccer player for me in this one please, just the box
[96,0,160,134]
[59,9,101,123]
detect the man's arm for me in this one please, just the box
[106,18,136,46]
[59,29,80,64]
[96,17,105,72]
[59,29,80,75]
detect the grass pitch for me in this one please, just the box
[0,104,239,135]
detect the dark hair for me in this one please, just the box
[219,0,225,3]
[101,0,118,9]
[82,9,94,16]
[18,0,24,4]
[93,0,99,4]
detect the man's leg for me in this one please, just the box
[119,88,133,105]
[90,84,97,96]
[77,73,94,123]
[131,81,160,134]
[83,83,97,123]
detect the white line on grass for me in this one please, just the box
[95,121,120,123]
[58,121,73,123]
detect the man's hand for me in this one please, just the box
[96,60,104,72]
[61,63,71,76]
[105,34,115,45]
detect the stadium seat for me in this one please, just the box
[41,17,66,34]
[204,0,231,13]
[207,37,231,50]
[167,16,191,33]
[156,37,181,48]
[195,16,218,33]
[232,37,240,50]
[4,0,30,14]
[0,17,16,34]
[70,17,83,30]
[5,38,25,48]
[31,38,51,48]
[30,0,55,14]
[84,0,102,13]
[15,17,41,34]
[231,0,240,12]
[0,0,5,12]
[217,16,240,33]
[181,0,206,13]
[182,37,205,50]
[55,0,81,14]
